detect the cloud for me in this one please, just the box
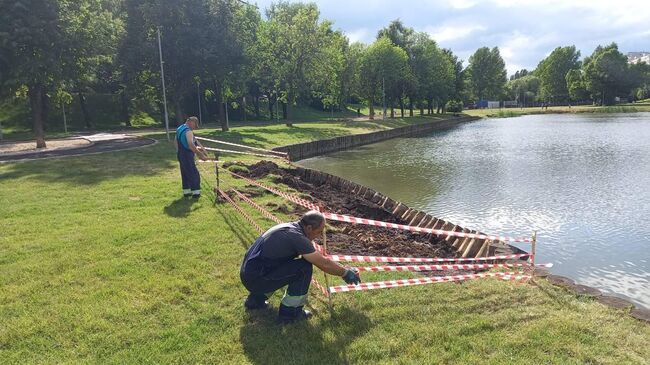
[347,28,372,44]
[426,24,486,43]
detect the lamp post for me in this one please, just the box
[157,27,170,141]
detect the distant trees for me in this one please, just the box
[466,47,507,101]
[4,1,650,147]
[536,46,581,102]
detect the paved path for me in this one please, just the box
[0,133,157,163]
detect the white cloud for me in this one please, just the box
[426,24,486,43]
[347,28,372,44]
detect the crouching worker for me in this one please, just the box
[240,210,361,323]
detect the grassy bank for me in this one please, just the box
[1,120,649,364]
[464,101,650,118]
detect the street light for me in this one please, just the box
[157,27,170,141]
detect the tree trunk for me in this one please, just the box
[409,100,414,117]
[28,84,46,148]
[42,90,49,130]
[390,106,394,118]
[174,99,184,126]
[284,101,292,127]
[419,104,424,116]
[428,99,433,115]
[78,91,92,129]
[121,88,131,127]
[242,96,247,123]
[368,98,375,120]
[254,96,260,118]
[399,99,404,117]
[268,94,275,119]
[214,80,228,131]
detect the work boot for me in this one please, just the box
[244,294,269,310]
[278,304,312,324]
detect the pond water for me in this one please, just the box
[299,113,650,308]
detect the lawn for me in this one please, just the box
[1,120,649,364]
[464,102,650,118]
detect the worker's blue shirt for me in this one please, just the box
[176,124,196,151]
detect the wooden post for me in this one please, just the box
[322,228,333,312]
[531,231,537,266]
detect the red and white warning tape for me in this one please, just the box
[322,212,532,243]
[329,272,531,293]
[203,146,286,160]
[353,262,552,272]
[217,189,265,235]
[311,277,330,297]
[225,169,321,211]
[223,189,331,298]
[327,253,529,263]
[232,189,283,224]
[196,136,289,157]
[224,168,531,243]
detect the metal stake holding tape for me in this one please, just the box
[322,228,334,313]
[214,153,220,205]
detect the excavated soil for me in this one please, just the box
[226,161,472,276]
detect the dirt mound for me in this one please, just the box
[235,161,459,262]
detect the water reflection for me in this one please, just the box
[300,113,650,308]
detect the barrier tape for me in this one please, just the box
[224,167,531,243]
[323,212,532,243]
[225,169,321,211]
[353,262,552,272]
[196,136,288,157]
[232,189,283,224]
[203,146,286,160]
[329,272,531,293]
[327,253,529,263]
[311,277,330,297]
[217,189,265,235]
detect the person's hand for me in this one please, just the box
[342,268,361,285]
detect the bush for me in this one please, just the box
[446,100,463,113]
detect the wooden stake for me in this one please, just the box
[531,230,537,266]
[322,227,333,313]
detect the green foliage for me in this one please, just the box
[467,47,507,100]
[535,46,581,101]
[583,43,632,105]
[565,69,589,102]
[358,37,409,117]
[506,75,540,105]
[445,100,463,113]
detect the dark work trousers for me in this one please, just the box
[240,258,313,306]
[177,146,200,195]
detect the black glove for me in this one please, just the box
[342,268,361,285]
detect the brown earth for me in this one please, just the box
[226,161,481,277]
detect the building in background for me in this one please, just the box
[628,52,650,64]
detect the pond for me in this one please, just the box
[299,113,650,308]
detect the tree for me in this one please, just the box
[254,2,326,126]
[506,75,540,106]
[0,0,118,148]
[358,37,409,119]
[510,69,529,81]
[467,47,507,101]
[565,69,589,102]
[583,43,631,105]
[536,46,581,102]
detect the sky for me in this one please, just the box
[251,0,650,75]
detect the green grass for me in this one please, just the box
[1,121,649,364]
[464,103,650,118]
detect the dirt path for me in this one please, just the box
[0,133,156,163]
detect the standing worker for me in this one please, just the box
[175,116,208,198]
[240,210,361,323]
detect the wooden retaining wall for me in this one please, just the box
[274,116,480,161]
